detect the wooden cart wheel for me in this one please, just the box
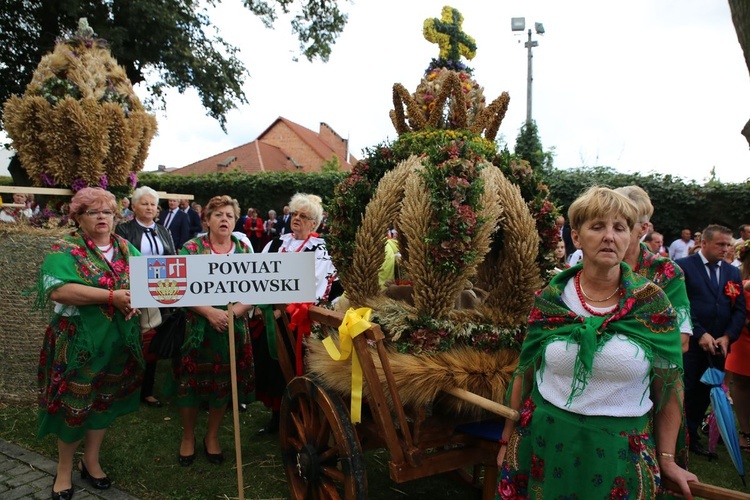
[280,376,367,500]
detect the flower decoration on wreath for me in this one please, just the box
[327,6,542,358]
[3,18,157,196]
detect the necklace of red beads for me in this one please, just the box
[574,271,621,317]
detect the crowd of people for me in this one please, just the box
[36,187,341,500]
[25,182,750,499]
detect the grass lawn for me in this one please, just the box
[1,359,749,499]
[0,360,477,499]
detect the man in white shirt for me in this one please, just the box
[668,228,695,260]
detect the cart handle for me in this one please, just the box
[662,477,750,500]
[444,387,520,421]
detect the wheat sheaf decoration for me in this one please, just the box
[3,18,157,194]
[389,6,510,140]
[320,7,542,414]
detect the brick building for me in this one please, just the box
[168,117,356,175]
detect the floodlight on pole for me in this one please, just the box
[511,17,544,124]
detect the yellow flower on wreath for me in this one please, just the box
[423,6,477,61]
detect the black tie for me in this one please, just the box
[144,228,158,255]
[708,262,719,291]
[164,210,173,228]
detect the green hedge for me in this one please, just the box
[10,166,750,245]
[541,167,750,242]
[137,170,348,216]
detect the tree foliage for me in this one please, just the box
[513,120,553,172]
[0,0,349,130]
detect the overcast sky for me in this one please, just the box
[4,1,750,184]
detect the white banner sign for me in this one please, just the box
[129,253,316,307]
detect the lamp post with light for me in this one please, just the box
[511,17,545,124]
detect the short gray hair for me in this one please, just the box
[289,193,324,226]
[132,186,160,206]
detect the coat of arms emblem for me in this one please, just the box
[147,257,187,304]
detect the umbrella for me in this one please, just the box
[705,382,731,456]
[700,366,746,486]
[707,411,720,455]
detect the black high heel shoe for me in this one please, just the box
[140,396,163,408]
[256,410,280,435]
[51,474,74,500]
[178,435,196,466]
[203,437,224,464]
[79,460,111,490]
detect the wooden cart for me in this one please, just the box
[266,304,750,500]
[271,304,515,500]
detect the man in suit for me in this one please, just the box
[180,198,202,238]
[158,198,191,250]
[676,224,746,456]
[279,205,292,235]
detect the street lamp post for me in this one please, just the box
[511,18,544,124]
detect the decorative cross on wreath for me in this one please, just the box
[423,6,477,62]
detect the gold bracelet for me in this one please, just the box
[658,452,675,458]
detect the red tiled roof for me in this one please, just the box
[258,117,352,167]
[170,140,295,175]
[169,117,355,175]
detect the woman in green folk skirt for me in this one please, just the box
[169,195,255,467]
[36,188,143,500]
[496,187,697,499]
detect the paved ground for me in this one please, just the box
[0,439,139,500]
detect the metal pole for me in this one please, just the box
[524,28,538,124]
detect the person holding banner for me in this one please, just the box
[253,193,343,434]
[34,187,143,500]
[170,195,255,467]
[115,186,177,409]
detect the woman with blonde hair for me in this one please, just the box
[496,186,696,499]
[253,193,342,433]
[615,185,692,352]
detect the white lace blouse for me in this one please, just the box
[536,278,653,417]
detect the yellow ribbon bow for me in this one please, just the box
[322,307,371,423]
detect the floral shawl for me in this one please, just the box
[633,242,692,333]
[517,262,683,409]
[180,233,252,353]
[34,230,143,374]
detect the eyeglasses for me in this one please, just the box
[83,210,115,218]
[290,211,313,221]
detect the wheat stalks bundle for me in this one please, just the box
[344,156,419,306]
[475,170,541,324]
[305,337,518,419]
[470,92,510,142]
